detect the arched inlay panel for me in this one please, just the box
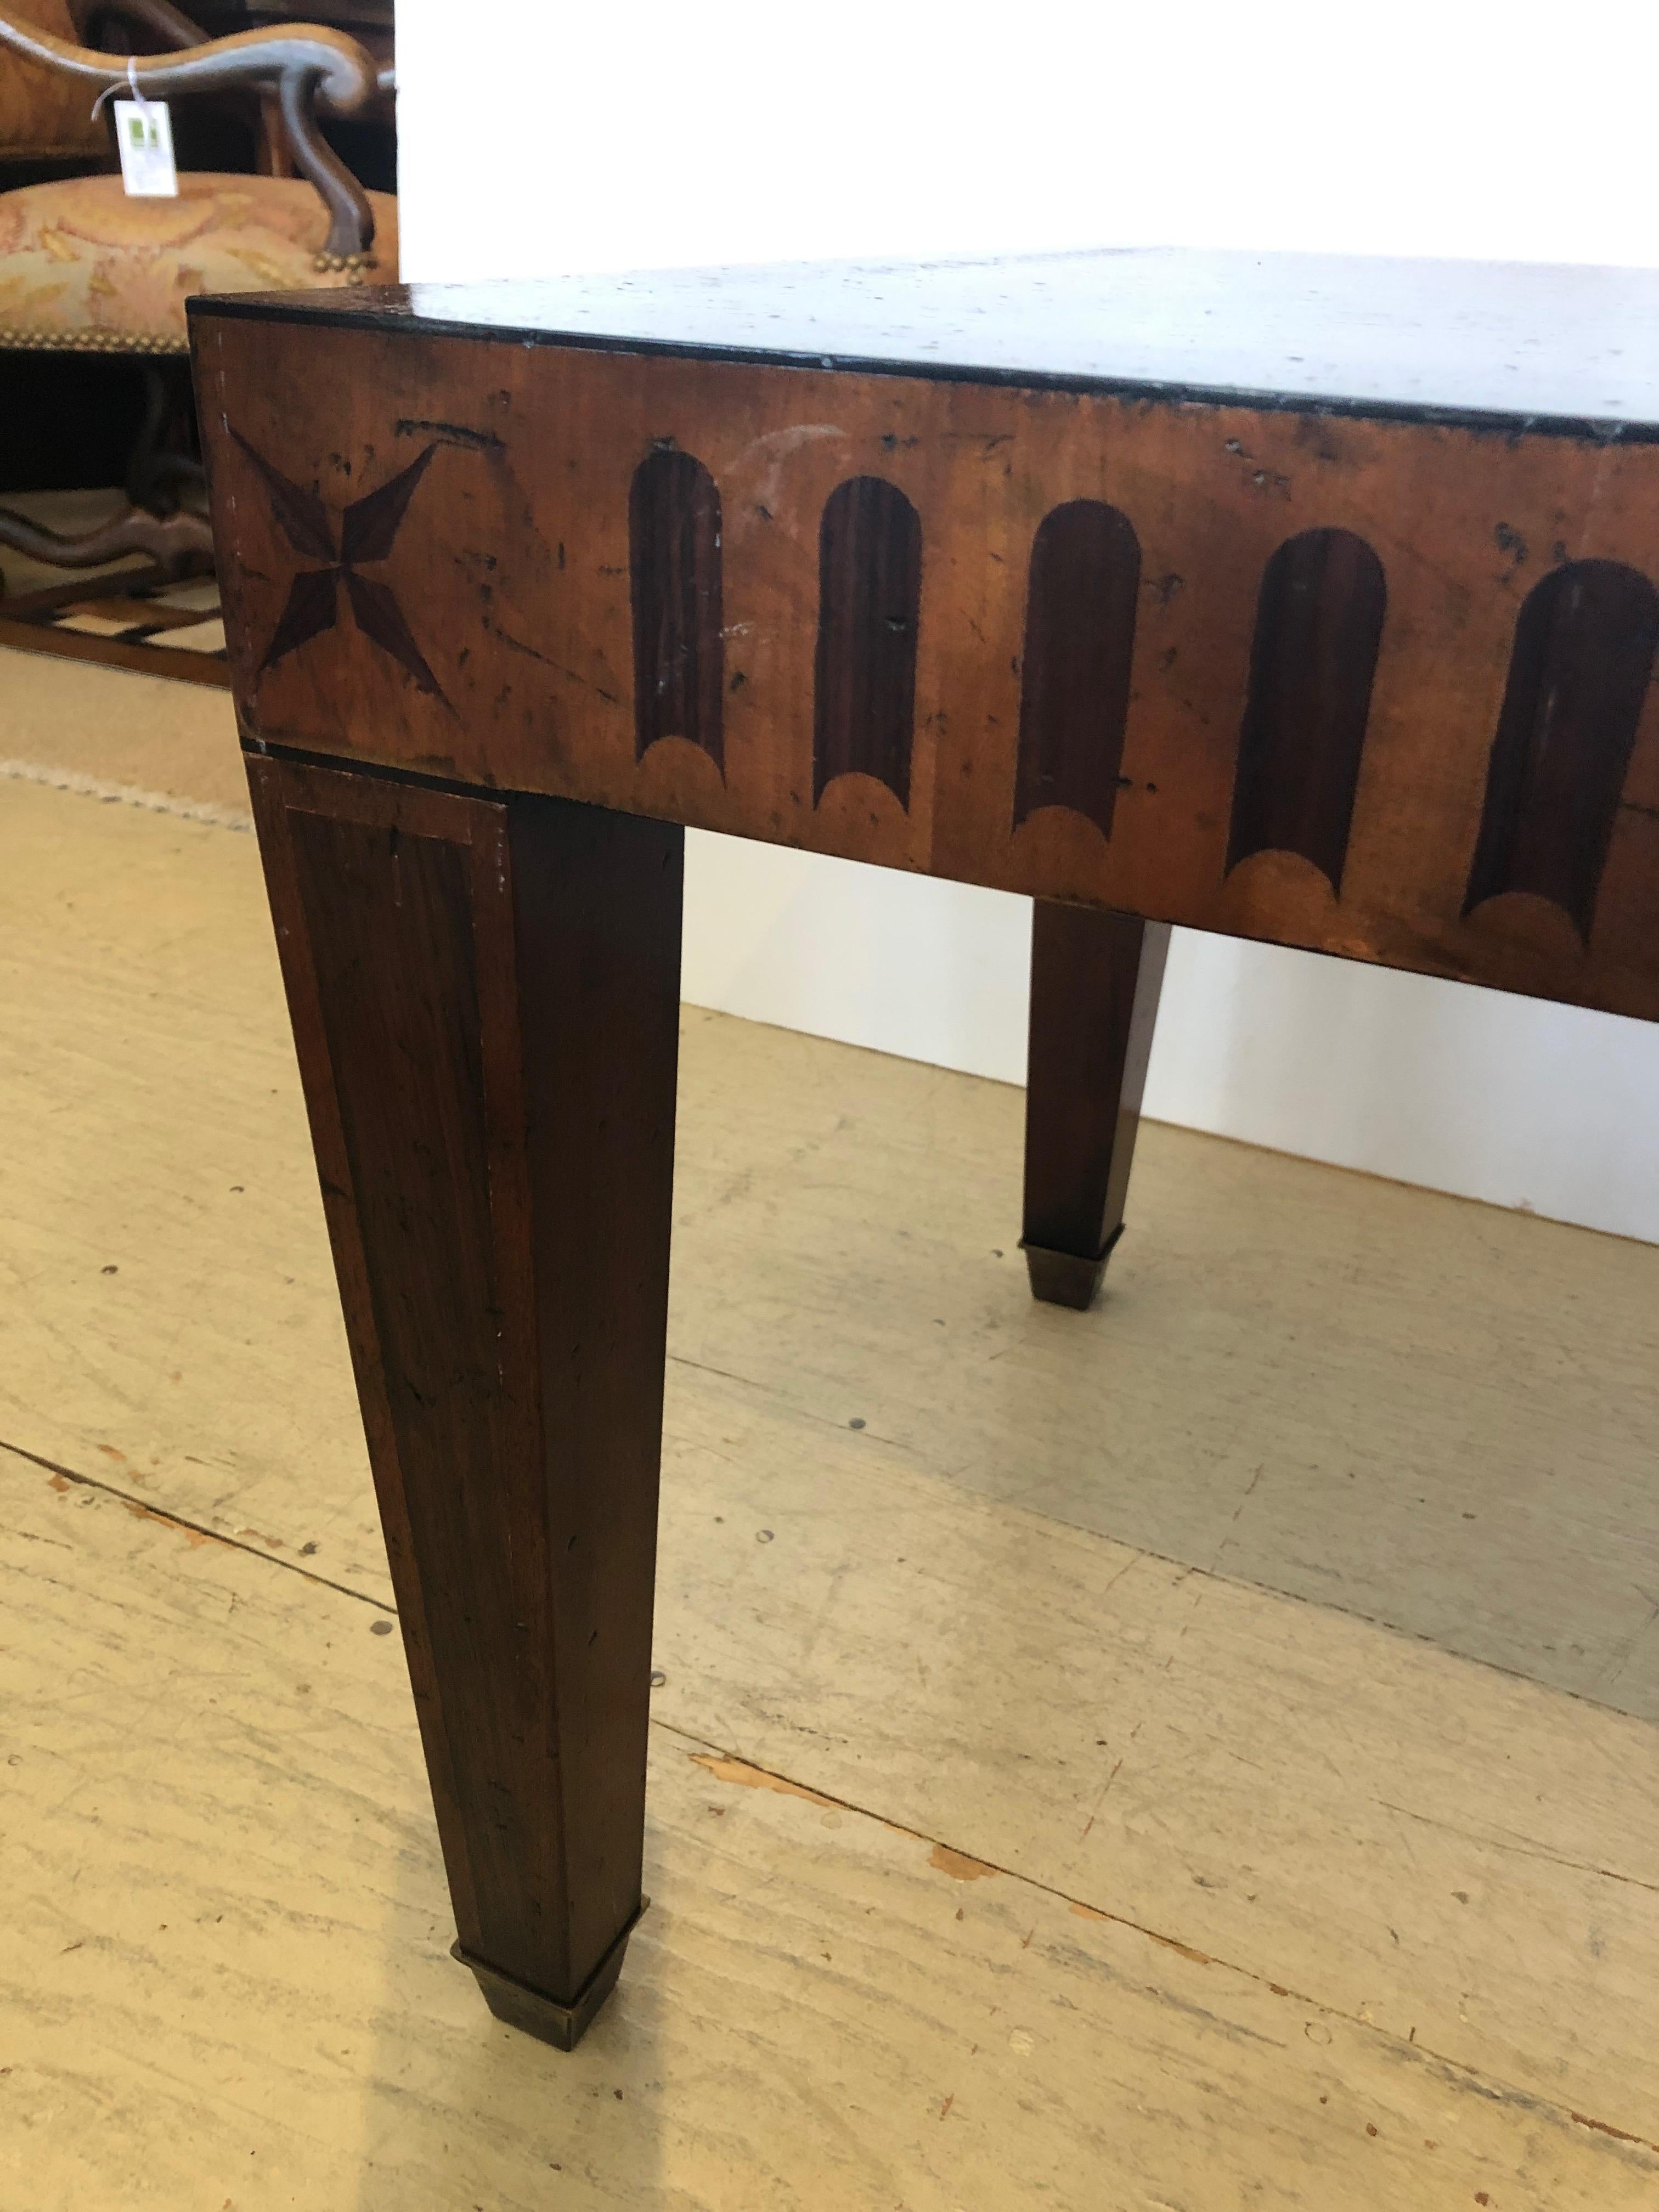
[629,447,724,769]
[1014,500,1141,839]
[1465,560,1658,940]
[813,475,922,806]
[1228,527,1387,892]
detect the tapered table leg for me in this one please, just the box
[1023,901,1170,1311]
[246,751,682,2050]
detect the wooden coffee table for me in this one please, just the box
[187,250,1659,2048]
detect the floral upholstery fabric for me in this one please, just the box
[0,172,399,352]
[0,1,107,161]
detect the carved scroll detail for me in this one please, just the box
[0,498,211,574]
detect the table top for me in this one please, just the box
[211,247,1659,442]
[191,250,1659,1029]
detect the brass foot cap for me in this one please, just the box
[1021,1222,1125,1311]
[452,1897,648,2051]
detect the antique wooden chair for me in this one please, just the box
[0,0,106,180]
[0,1,394,664]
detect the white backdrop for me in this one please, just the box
[394,1,1659,1242]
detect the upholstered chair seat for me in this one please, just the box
[0,171,399,352]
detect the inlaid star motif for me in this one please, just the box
[232,430,448,704]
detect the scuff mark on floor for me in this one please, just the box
[690,1751,839,1812]
[929,1843,1000,1883]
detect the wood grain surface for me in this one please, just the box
[628,446,724,770]
[1023,902,1169,1306]
[192,306,1659,1020]
[246,754,684,2016]
[1015,497,1140,840]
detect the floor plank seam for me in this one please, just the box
[0,1436,394,1616]
[1374,1796,1659,1895]
[644,1723,1659,2163]
[12,1424,1658,1987]
[9,1430,1659,2170]
[0,755,253,834]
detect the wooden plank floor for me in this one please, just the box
[3,703,1657,1719]
[4,1459,1655,2212]
[2,740,1657,2203]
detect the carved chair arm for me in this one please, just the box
[69,2,353,202]
[0,5,380,260]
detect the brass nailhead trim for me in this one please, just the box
[312,251,380,286]
[0,324,188,354]
[0,249,385,352]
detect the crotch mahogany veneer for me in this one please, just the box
[189,251,1659,2047]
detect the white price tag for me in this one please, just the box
[114,97,177,198]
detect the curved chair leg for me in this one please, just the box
[0,499,214,585]
[1022,902,1170,1310]
[126,361,208,515]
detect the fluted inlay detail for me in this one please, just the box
[1465,559,1657,940]
[629,446,724,770]
[1228,527,1387,892]
[1015,500,1141,839]
[813,475,921,806]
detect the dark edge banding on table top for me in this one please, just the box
[186,291,1652,448]
[188,247,1659,447]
